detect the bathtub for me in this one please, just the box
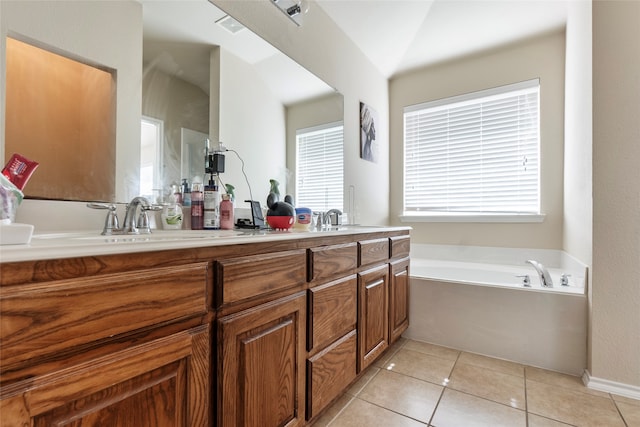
[405,244,588,375]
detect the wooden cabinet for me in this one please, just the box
[357,264,389,372]
[217,292,307,427]
[0,263,210,427]
[306,275,358,419]
[1,325,210,427]
[1,228,410,427]
[389,258,410,344]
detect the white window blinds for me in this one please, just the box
[296,122,344,212]
[404,79,540,215]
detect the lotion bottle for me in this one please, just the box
[219,194,234,229]
[190,181,204,230]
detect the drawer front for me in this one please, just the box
[216,249,306,305]
[308,243,357,283]
[0,263,208,369]
[308,275,357,351]
[306,330,357,419]
[358,238,390,267]
[390,235,410,259]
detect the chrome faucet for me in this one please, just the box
[325,209,343,226]
[526,260,553,287]
[315,209,343,229]
[122,196,154,234]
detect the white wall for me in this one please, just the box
[210,0,390,226]
[218,48,287,206]
[563,2,592,266]
[389,31,566,249]
[590,0,640,392]
[0,0,142,203]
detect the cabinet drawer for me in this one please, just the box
[216,249,306,305]
[308,275,357,351]
[358,238,389,267]
[306,330,357,419]
[390,235,410,259]
[0,263,208,369]
[308,243,357,283]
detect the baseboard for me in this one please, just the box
[582,370,640,400]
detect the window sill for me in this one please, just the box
[399,213,546,223]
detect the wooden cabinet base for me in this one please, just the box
[0,325,210,427]
[306,330,357,419]
[218,292,307,427]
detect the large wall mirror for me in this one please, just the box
[2,0,343,205]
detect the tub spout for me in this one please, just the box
[526,260,553,287]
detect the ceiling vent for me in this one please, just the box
[216,15,246,34]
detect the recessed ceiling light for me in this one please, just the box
[216,15,245,34]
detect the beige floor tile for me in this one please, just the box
[386,349,455,385]
[527,379,626,427]
[311,393,354,427]
[527,413,575,426]
[346,367,380,397]
[373,337,407,368]
[431,388,526,427]
[525,366,608,398]
[457,351,524,377]
[448,362,525,409]
[612,393,640,407]
[617,401,640,427]
[402,340,460,361]
[358,369,443,423]
[329,397,427,427]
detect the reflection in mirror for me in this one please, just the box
[3,0,341,207]
[5,37,116,202]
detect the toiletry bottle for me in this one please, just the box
[203,174,220,229]
[172,183,183,205]
[220,194,234,229]
[181,179,191,207]
[190,181,204,230]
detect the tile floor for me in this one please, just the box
[312,338,640,427]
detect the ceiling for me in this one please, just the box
[315,0,569,78]
[142,0,570,103]
[141,0,334,105]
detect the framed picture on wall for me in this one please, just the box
[360,102,378,163]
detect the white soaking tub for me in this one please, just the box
[405,244,588,375]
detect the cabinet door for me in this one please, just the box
[0,325,210,427]
[357,264,389,372]
[389,258,410,344]
[218,292,306,427]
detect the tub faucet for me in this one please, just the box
[526,260,553,287]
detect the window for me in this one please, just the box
[140,116,163,199]
[403,79,540,220]
[296,122,344,212]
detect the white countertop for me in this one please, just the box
[0,226,410,263]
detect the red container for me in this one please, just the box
[266,215,294,230]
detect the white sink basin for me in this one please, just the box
[32,229,247,243]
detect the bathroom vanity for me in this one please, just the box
[0,226,410,426]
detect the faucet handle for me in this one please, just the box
[87,203,121,235]
[516,274,531,287]
[560,274,571,286]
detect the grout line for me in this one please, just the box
[324,395,355,427]
[611,396,630,427]
[524,365,529,427]
[355,397,430,426]
[426,350,462,426]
